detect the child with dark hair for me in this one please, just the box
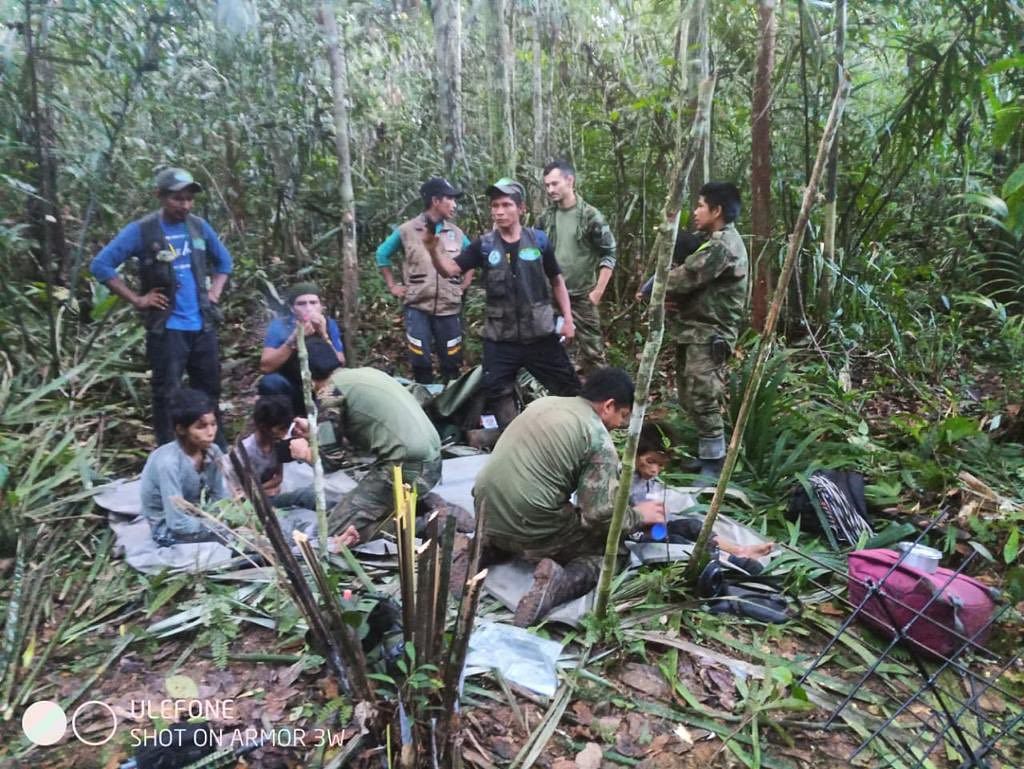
[240,395,294,498]
[140,388,231,547]
[630,420,773,564]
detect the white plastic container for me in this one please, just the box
[895,542,942,573]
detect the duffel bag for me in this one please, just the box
[847,548,999,658]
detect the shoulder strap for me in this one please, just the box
[137,211,165,256]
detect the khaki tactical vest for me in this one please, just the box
[481,228,555,342]
[136,212,220,333]
[397,214,465,316]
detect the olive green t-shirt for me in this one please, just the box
[475,396,642,547]
[552,206,594,294]
[318,368,440,465]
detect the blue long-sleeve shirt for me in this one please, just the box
[90,216,233,331]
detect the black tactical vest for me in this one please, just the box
[136,212,215,332]
[481,228,555,342]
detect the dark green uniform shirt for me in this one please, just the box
[317,368,441,468]
[476,396,642,547]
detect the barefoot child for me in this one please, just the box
[631,422,773,562]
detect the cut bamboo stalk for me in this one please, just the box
[431,515,457,665]
[229,443,350,690]
[295,325,328,556]
[684,75,851,582]
[594,72,718,619]
[442,569,488,719]
[294,532,374,702]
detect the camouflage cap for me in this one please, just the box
[155,167,203,194]
[486,177,526,203]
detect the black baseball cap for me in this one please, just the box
[155,167,203,194]
[420,177,463,200]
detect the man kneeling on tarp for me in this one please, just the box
[473,367,666,626]
[141,388,233,546]
[287,344,445,546]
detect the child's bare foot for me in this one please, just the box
[730,542,774,558]
[327,525,360,553]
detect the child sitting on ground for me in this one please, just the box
[140,388,232,547]
[233,395,359,549]
[631,422,773,562]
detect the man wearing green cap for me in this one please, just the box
[90,167,233,445]
[428,178,580,427]
[258,282,346,416]
[375,177,473,384]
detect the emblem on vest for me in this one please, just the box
[488,250,502,266]
[520,247,541,262]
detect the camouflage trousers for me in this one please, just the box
[327,456,442,542]
[480,507,624,587]
[568,293,607,375]
[675,342,729,456]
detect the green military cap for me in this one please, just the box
[486,177,526,202]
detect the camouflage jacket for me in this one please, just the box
[666,223,748,345]
[536,196,617,295]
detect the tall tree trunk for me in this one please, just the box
[492,0,516,175]
[750,0,777,333]
[23,0,68,286]
[673,0,691,153]
[318,2,360,354]
[530,0,545,211]
[68,13,164,294]
[819,0,846,318]
[432,0,465,175]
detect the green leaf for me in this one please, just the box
[165,674,199,699]
[938,416,979,446]
[1003,526,1020,565]
[1002,164,1024,200]
[993,106,1024,148]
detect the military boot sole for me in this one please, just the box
[513,558,564,627]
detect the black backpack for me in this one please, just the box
[788,469,873,549]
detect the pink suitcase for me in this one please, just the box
[846,549,998,658]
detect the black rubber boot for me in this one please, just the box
[699,457,724,479]
[514,559,596,627]
[680,456,703,474]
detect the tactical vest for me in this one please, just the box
[481,228,555,342]
[397,215,465,316]
[137,212,216,332]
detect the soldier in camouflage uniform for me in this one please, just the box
[471,368,665,626]
[537,161,617,375]
[288,349,443,544]
[665,182,748,478]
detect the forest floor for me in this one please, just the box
[1,313,1023,769]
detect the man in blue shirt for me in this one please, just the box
[90,167,233,445]
[258,282,346,415]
